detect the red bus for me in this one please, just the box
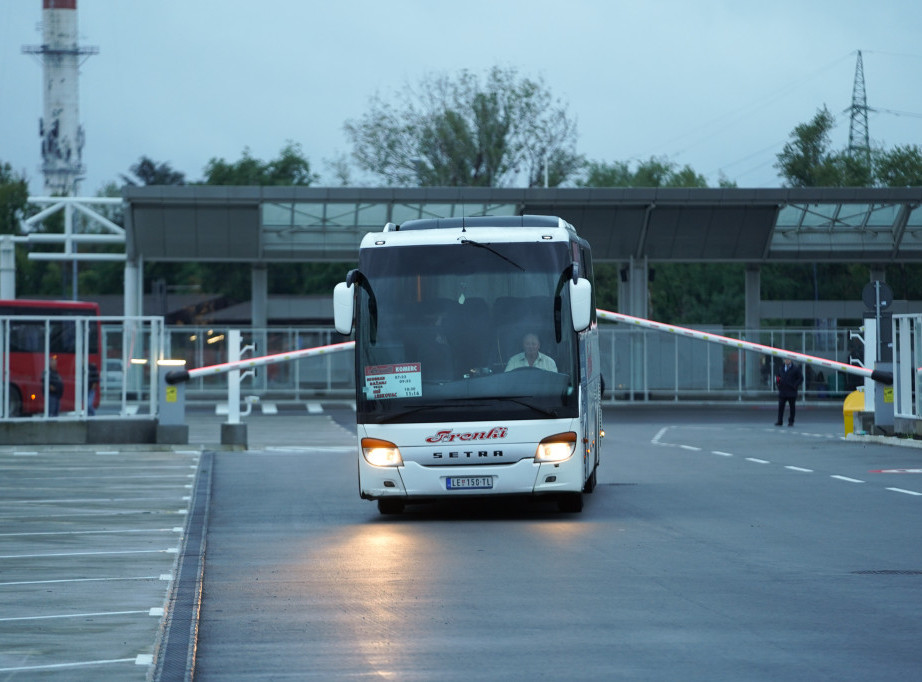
[0,299,103,417]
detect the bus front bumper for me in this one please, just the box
[359,458,584,501]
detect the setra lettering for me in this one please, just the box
[432,450,504,459]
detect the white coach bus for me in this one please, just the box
[333,215,603,514]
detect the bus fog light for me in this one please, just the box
[535,432,577,463]
[362,438,403,467]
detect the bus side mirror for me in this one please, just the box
[569,278,592,332]
[333,282,355,335]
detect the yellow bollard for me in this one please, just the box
[842,389,865,436]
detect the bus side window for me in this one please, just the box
[50,321,76,353]
[10,322,42,352]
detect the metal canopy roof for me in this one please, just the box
[122,186,922,264]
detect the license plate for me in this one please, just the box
[446,476,493,490]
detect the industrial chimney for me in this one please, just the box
[22,0,98,196]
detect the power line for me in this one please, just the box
[624,51,855,160]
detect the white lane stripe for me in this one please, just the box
[0,528,179,537]
[0,465,199,473]
[0,548,177,559]
[746,458,770,464]
[0,609,148,623]
[712,451,734,457]
[0,509,189,521]
[652,427,668,444]
[13,451,38,456]
[831,475,865,483]
[2,474,199,482]
[136,654,154,665]
[0,576,159,587]
[680,445,701,451]
[785,466,814,472]
[886,487,922,496]
[0,658,137,673]
[6,496,191,504]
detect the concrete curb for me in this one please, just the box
[845,433,922,449]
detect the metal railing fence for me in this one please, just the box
[1,320,868,419]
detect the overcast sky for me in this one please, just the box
[2,0,921,196]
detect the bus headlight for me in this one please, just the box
[534,432,577,463]
[361,438,403,467]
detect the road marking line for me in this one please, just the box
[680,445,701,451]
[6,496,192,504]
[0,610,148,623]
[149,607,164,616]
[136,654,154,665]
[831,475,865,483]
[0,658,137,673]
[746,458,770,464]
[886,487,922,496]
[0,549,178,559]
[711,451,734,457]
[0,576,159,587]
[0,528,180,538]
[785,466,813,472]
[13,451,38,456]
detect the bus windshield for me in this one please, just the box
[355,241,579,423]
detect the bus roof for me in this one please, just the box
[0,299,100,314]
[385,215,575,233]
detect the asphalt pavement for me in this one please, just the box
[2,401,920,679]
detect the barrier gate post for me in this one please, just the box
[157,359,188,444]
[221,329,248,448]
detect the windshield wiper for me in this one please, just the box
[445,395,560,419]
[460,238,525,271]
[503,397,559,418]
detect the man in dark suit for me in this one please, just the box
[775,358,803,427]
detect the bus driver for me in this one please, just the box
[505,333,557,372]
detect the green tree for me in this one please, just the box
[580,156,708,188]
[122,157,186,186]
[874,144,922,187]
[344,66,582,187]
[203,142,318,186]
[0,162,29,235]
[652,264,746,325]
[0,162,72,297]
[774,105,877,187]
[775,106,845,187]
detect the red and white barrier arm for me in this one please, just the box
[596,309,893,385]
[165,309,894,387]
[165,340,355,384]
